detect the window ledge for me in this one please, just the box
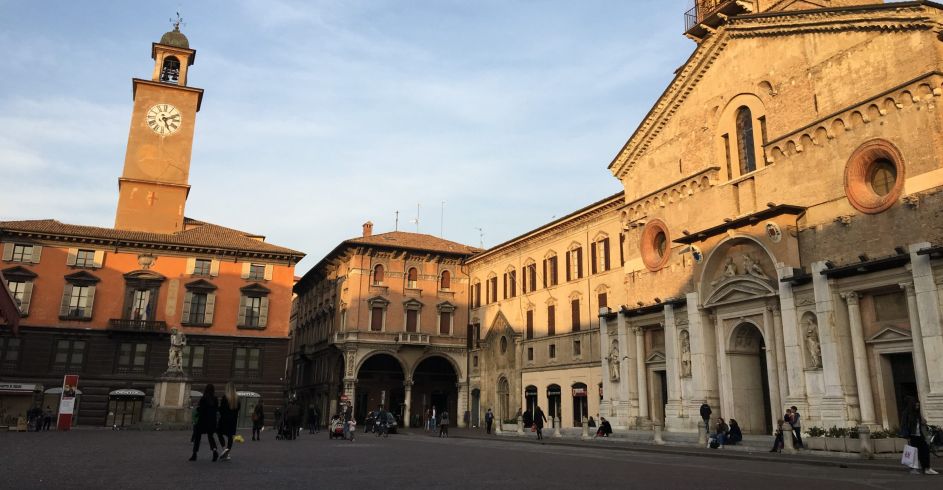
[237,325,267,330]
[58,316,92,322]
[181,322,213,328]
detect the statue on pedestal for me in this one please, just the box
[679,330,692,378]
[804,319,822,368]
[607,340,621,382]
[168,328,187,373]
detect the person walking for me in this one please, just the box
[286,399,302,440]
[308,405,320,434]
[190,384,220,462]
[900,396,938,475]
[251,401,265,441]
[699,402,712,436]
[534,406,548,440]
[439,410,450,438]
[343,404,354,440]
[790,406,803,449]
[216,382,240,462]
[485,408,494,434]
[42,406,53,431]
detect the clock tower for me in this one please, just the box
[114,22,204,234]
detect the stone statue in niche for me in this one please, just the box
[607,340,621,382]
[742,254,770,280]
[168,328,186,372]
[712,256,738,286]
[804,318,822,368]
[679,330,692,378]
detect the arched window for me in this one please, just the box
[439,270,451,290]
[406,267,418,289]
[566,245,583,282]
[160,56,181,83]
[735,106,757,175]
[372,264,384,286]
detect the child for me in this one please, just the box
[347,418,357,442]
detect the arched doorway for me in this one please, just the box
[524,385,538,420]
[356,353,405,424]
[571,383,588,427]
[412,356,458,428]
[547,384,562,423]
[471,389,481,428]
[728,323,772,434]
[497,377,510,422]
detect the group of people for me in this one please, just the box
[26,406,53,432]
[769,406,803,452]
[190,382,243,462]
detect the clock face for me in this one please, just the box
[146,104,182,136]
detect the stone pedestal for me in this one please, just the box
[781,422,797,454]
[149,371,191,425]
[653,423,666,445]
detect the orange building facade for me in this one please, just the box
[0,25,303,427]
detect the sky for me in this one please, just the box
[0,0,694,272]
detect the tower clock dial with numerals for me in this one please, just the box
[146,104,182,135]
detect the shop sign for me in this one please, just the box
[56,374,79,431]
[572,387,587,397]
[547,387,561,396]
[0,383,38,393]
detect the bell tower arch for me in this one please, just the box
[115,17,204,234]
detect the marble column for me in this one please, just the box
[403,379,413,429]
[909,243,943,423]
[663,304,683,429]
[634,326,650,422]
[842,292,876,425]
[687,292,719,407]
[770,305,789,406]
[900,283,930,408]
[763,306,784,423]
[599,308,612,419]
[616,312,632,424]
[776,268,807,402]
[456,381,469,428]
[812,261,850,425]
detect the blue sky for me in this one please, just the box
[0,0,694,272]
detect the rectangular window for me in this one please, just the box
[64,285,93,319]
[619,233,625,266]
[723,133,733,180]
[244,296,262,327]
[547,305,556,336]
[473,283,481,308]
[527,347,534,361]
[188,292,208,324]
[405,309,418,332]
[439,311,451,335]
[74,249,95,268]
[489,277,498,303]
[502,273,508,300]
[600,238,610,272]
[0,337,21,369]
[573,340,582,357]
[182,345,205,375]
[549,344,556,359]
[234,347,262,378]
[52,339,86,370]
[526,310,534,340]
[11,244,33,262]
[508,270,517,298]
[571,298,580,332]
[371,307,384,331]
[130,289,151,320]
[117,342,148,373]
[248,264,266,280]
[473,355,479,368]
[598,292,608,311]
[7,281,27,314]
[549,256,558,286]
[193,259,212,276]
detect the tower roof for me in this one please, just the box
[159,26,189,49]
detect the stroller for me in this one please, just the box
[328,417,346,440]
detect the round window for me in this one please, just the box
[500,336,508,353]
[639,219,671,271]
[844,140,904,214]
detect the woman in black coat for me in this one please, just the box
[190,383,220,461]
[534,406,548,440]
[252,401,265,441]
[217,382,241,461]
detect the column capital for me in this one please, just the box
[765,302,781,315]
[898,282,916,296]
[841,291,859,305]
[632,326,644,336]
[404,378,414,388]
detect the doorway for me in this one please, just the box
[653,370,668,424]
[524,385,538,422]
[471,389,480,428]
[728,323,772,434]
[547,384,561,423]
[571,383,588,427]
[882,352,917,427]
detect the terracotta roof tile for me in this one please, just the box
[0,218,304,258]
[346,231,480,255]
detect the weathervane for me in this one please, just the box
[170,11,185,31]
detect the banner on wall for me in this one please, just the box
[56,374,79,431]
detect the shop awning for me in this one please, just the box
[190,390,202,398]
[237,391,261,398]
[44,387,83,395]
[0,383,40,394]
[109,389,145,397]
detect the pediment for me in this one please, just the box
[867,326,911,344]
[2,266,37,280]
[123,270,166,281]
[484,310,515,340]
[185,279,217,291]
[646,351,666,364]
[64,270,100,285]
[402,298,424,308]
[704,277,777,307]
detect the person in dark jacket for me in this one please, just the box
[900,396,937,475]
[216,382,240,461]
[534,406,548,440]
[251,400,265,441]
[439,410,450,438]
[484,408,494,434]
[726,419,743,445]
[594,417,612,438]
[190,384,220,461]
[286,399,302,440]
[699,402,712,435]
[522,409,533,429]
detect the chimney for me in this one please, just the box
[362,221,374,237]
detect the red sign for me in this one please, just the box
[57,374,79,431]
[572,387,587,397]
[339,395,350,402]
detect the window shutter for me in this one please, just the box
[31,245,43,264]
[259,296,269,328]
[92,250,105,268]
[181,291,193,323]
[66,248,78,266]
[591,243,598,275]
[240,262,250,279]
[210,259,220,277]
[84,285,96,319]
[185,258,196,275]
[548,305,555,335]
[59,284,73,317]
[264,264,274,281]
[565,252,571,282]
[237,295,247,326]
[551,257,558,285]
[603,238,610,271]
[1,243,12,261]
[20,282,33,315]
[619,234,625,266]
[542,260,547,288]
[502,273,507,299]
[577,248,583,278]
[571,298,580,331]
[205,293,216,324]
[598,292,608,310]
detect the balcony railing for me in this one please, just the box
[684,0,746,34]
[108,318,168,332]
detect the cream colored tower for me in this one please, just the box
[114,24,204,234]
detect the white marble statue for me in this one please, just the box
[804,319,822,368]
[679,330,692,377]
[607,341,621,381]
[742,254,769,280]
[168,328,187,371]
